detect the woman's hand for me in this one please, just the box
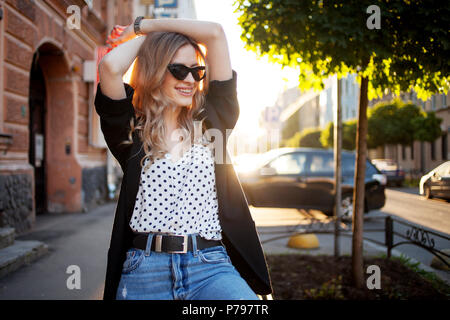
[106,24,136,49]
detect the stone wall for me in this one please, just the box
[81,166,108,211]
[0,173,34,234]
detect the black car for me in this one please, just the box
[371,159,405,187]
[234,148,387,219]
[420,161,450,200]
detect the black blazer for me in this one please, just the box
[94,70,272,300]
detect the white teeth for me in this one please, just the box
[177,88,192,94]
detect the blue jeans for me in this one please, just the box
[116,233,259,300]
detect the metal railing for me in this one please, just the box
[259,212,450,267]
[384,216,450,267]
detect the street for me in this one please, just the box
[380,188,450,235]
[0,187,448,299]
[362,188,450,268]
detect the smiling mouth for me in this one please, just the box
[176,87,194,96]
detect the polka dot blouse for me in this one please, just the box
[129,143,222,240]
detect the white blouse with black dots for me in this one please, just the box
[129,143,222,240]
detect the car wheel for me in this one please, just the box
[340,194,353,221]
[424,185,433,199]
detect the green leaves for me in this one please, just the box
[367,99,443,147]
[316,99,443,150]
[235,0,450,100]
[284,128,324,148]
[320,120,358,150]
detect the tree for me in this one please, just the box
[367,99,443,161]
[299,128,324,148]
[236,0,450,288]
[284,128,323,148]
[321,120,358,150]
[412,111,443,143]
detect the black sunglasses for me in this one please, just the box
[167,64,206,81]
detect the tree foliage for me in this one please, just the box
[319,100,443,149]
[412,111,443,143]
[367,99,443,147]
[285,128,323,148]
[321,119,358,150]
[235,0,450,99]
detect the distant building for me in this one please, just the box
[137,0,197,19]
[259,74,359,144]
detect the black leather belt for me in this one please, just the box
[132,233,223,254]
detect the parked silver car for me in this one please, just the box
[419,161,450,200]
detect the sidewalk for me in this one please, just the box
[0,202,115,300]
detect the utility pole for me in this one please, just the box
[334,76,342,257]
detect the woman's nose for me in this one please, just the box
[184,71,195,83]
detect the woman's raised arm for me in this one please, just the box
[99,35,146,100]
[109,18,232,82]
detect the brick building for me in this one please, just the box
[0,0,134,234]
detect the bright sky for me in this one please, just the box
[194,0,300,139]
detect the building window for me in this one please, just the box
[431,95,436,110]
[443,133,448,160]
[443,94,447,109]
[431,140,436,161]
[410,143,414,160]
[402,144,406,160]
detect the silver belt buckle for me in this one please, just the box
[156,235,188,254]
[168,235,188,254]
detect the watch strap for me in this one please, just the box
[134,16,144,36]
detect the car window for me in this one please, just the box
[342,155,379,176]
[269,153,307,175]
[308,153,334,174]
[366,161,379,175]
[342,155,355,174]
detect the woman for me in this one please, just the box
[95,17,272,300]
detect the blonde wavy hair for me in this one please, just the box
[120,32,209,171]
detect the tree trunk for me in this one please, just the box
[352,76,369,289]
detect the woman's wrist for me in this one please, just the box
[139,18,153,34]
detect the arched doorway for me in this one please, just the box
[29,52,47,215]
[29,42,82,214]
